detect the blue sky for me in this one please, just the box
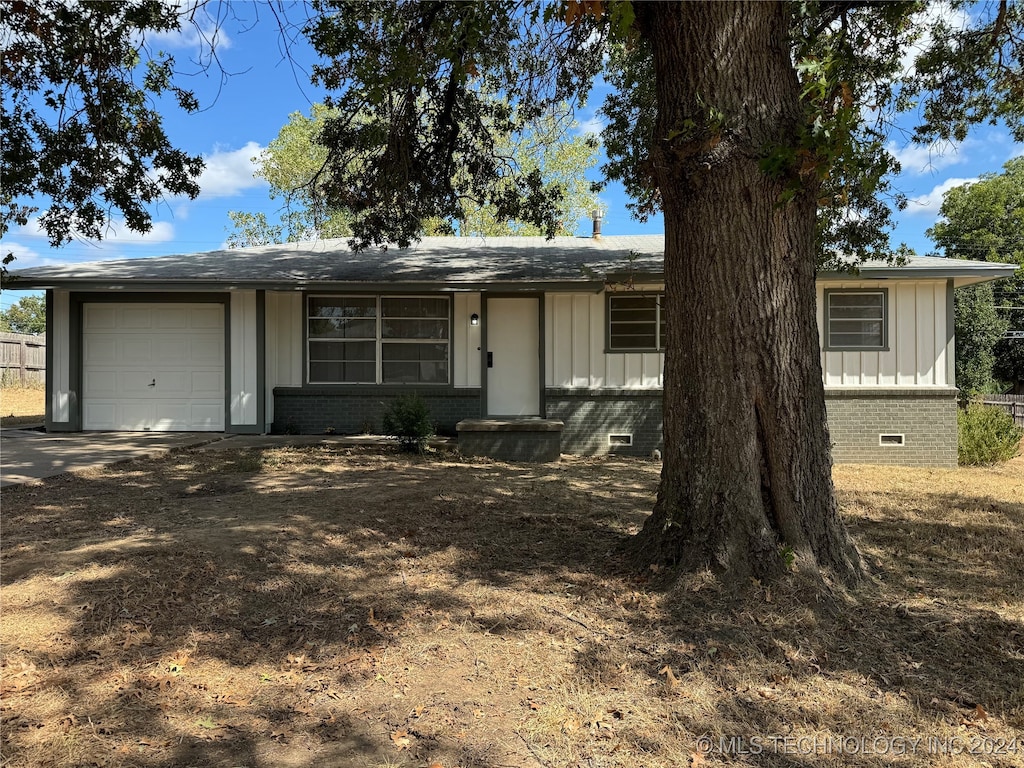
[2,2,1021,311]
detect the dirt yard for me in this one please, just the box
[1,385,45,427]
[1,447,1022,768]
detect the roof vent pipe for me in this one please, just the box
[592,209,603,240]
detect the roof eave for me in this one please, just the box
[0,277,613,293]
[818,265,1018,287]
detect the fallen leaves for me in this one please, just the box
[390,728,412,750]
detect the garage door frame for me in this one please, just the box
[66,293,234,432]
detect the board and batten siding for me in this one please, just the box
[817,280,952,388]
[50,289,72,423]
[265,291,302,430]
[453,292,481,388]
[229,290,259,427]
[545,292,664,389]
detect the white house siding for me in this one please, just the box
[264,291,302,430]
[229,290,259,427]
[50,289,72,423]
[544,292,664,389]
[453,292,482,388]
[817,280,950,387]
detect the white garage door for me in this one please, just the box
[82,303,225,431]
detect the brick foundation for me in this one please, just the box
[272,386,959,467]
[544,388,663,456]
[824,387,958,468]
[272,386,482,436]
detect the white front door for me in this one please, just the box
[486,297,540,416]
[82,303,225,431]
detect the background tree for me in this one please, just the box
[0,295,46,335]
[928,158,1024,393]
[0,0,204,250]
[226,102,599,247]
[227,104,353,248]
[301,0,1023,586]
[952,285,1009,397]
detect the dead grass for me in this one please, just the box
[1,448,1022,768]
[1,385,45,427]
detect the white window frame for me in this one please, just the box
[307,295,450,384]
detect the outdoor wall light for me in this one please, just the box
[470,313,480,326]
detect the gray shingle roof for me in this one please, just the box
[7,235,665,288]
[5,234,1016,290]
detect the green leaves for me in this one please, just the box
[304,1,606,249]
[0,295,45,335]
[1,0,204,247]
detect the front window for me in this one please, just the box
[607,293,666,351]
[308,295,449,383]
[825,289,888,350]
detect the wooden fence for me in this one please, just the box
[981,394,1024,427]
[0,332,45,386]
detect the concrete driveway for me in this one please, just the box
[0,430,231,488]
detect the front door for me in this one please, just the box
[486,297,540,416]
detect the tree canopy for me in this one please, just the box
[0,0,204,248]
[0,295,45,335]
[225,101,599,248]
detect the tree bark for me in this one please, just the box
[630,2,865,585]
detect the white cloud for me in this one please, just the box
[576,107,606,136]
[0,241,47,269]
[145,1,233,54]
[194,142,266,199]
[16,217,175,246]
[906,177,979,216]
[99,221,176,244]
[887,139,966,175]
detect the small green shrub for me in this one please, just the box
[382,394,434,453]
[958,403,1023,465]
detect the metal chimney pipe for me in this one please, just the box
[592,209,603,239]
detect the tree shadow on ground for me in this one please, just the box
[3,448,1022,767]
[1,447,657,767]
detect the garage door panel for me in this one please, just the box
[153,404,189,430]
[152,370,190,397]
[191,338,223,363]
[84,306,117,330]
[83,303,225,431]
[84,337,118,365]
[119,371,160,398]
[191,307,223,329]
[190,371,224,397]
[121,403,156,429]
[154,338,188,360]
[121,338,154,364]
[154,308,189,329]
[120,308,153,330]
[84,370,118,397]
[82,403,116,430]
[190,404,224,428]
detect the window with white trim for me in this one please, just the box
[308,296,450,383]
[825,289,887,350]
[607,293,666,351]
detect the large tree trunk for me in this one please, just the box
[631,2,864,585]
